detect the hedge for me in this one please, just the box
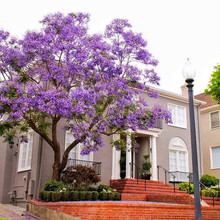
[39,190,121,202]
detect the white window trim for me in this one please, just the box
[17,133,34,172]
[210,146,220,169]
[167,103,187,129]
[65,131,93,162]
[209,110,220,130]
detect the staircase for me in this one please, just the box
[202,197,220,207]
[111,178,195,205]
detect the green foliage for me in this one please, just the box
[88,187,97,191]
[107,192,114,200]
[92,191,99,200]
[61,191,69,201]
[200,174,218,188]
[99,192,107,200]
[39,191,44,200]
[78,191,86,201]
[69,191,79,201]
[97,184,113,193]
[177,182,194,194]
[61,165,100,189]
[205,64,220,104]
[43,180,65,192]
[44,191,52,202]
[0,218,12,220]
[85,192,93,201]
[114,192,121,200]
[52,192,62,202]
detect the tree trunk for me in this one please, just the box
[52,150,61,181]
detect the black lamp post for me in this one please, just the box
[183,58,201,220]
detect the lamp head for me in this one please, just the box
[182,58,196,81]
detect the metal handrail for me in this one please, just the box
[129,162,147,191]
[199,181,215,206]
[66,158,102,175]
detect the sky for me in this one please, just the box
[0,0,220,95]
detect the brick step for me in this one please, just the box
[111,179,166,185]
[112,184,185,192]
[118,189,186,195]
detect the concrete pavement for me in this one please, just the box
[0,203,39,220]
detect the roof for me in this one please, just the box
[194,93,218,109]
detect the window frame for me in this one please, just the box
[17,133,34,172]
[210,110,220,130]
[210,146,220,169]
[65,131,93,162]
[167,103,187,129]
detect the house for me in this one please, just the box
[194,93,220,179]
[0,87,204,208]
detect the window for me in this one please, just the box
[210,111,220,129]
[211,147,220,169]
[18,133,34,172]
[168,104,187,128]
[65,132,92,165]
[169,137,189,181]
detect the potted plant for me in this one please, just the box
[141,154,151,180]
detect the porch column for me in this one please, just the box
[126,133,132,178]
[111,134,121,179]
[151,135,157,180]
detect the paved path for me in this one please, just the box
[0,204,39,220]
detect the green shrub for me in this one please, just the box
[43,180,65,192]
[0,218,12,220]
[200,174,218,188]
[92,191,99,201]
[79,191,86,201]
[69,191,79,201]
[85,192,93,201]
[107,192,114,200]
[99,192,107,200]
[88,187,97,191]
[177,182,194,194]
[61,191,69,201]
[114,192,121,200]
[44,191,52,202]
[97,184,112,193]
[39,191,44,200]
[52,192,62,202]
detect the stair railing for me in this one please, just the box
[129,162,147,191]
[157,165,169,185]
[199,181,215,207]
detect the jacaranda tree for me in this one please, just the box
[0,13,171,180]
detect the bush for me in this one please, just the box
[92,191,99,201]
[52,192,62,202]
[200,174,218,188]
[99,192,107,200]
[97,184,112,193]
[43,180,65,192]
[61,191,69,201]
[88,187,97,191]
[85,192,93,201]
[61,165,100,190]
[39,191,44,200]
[107,192,114,200]
[69,191,79,201]
[114,192,121,200]
[44,191,52,202]
[79,191,86,201]
[177,182,194,194]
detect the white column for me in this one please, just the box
[151,136,157,180]
[126,133,132,178]
[111,134,121,180]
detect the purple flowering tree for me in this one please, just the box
[0,13,171,180]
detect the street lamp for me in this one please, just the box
[182,58,201,220]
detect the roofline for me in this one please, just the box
[153,86,206,106]
[200,104,220,113]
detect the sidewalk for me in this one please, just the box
[0,203,39,220]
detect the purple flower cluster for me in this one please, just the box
[0,13,171,156]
